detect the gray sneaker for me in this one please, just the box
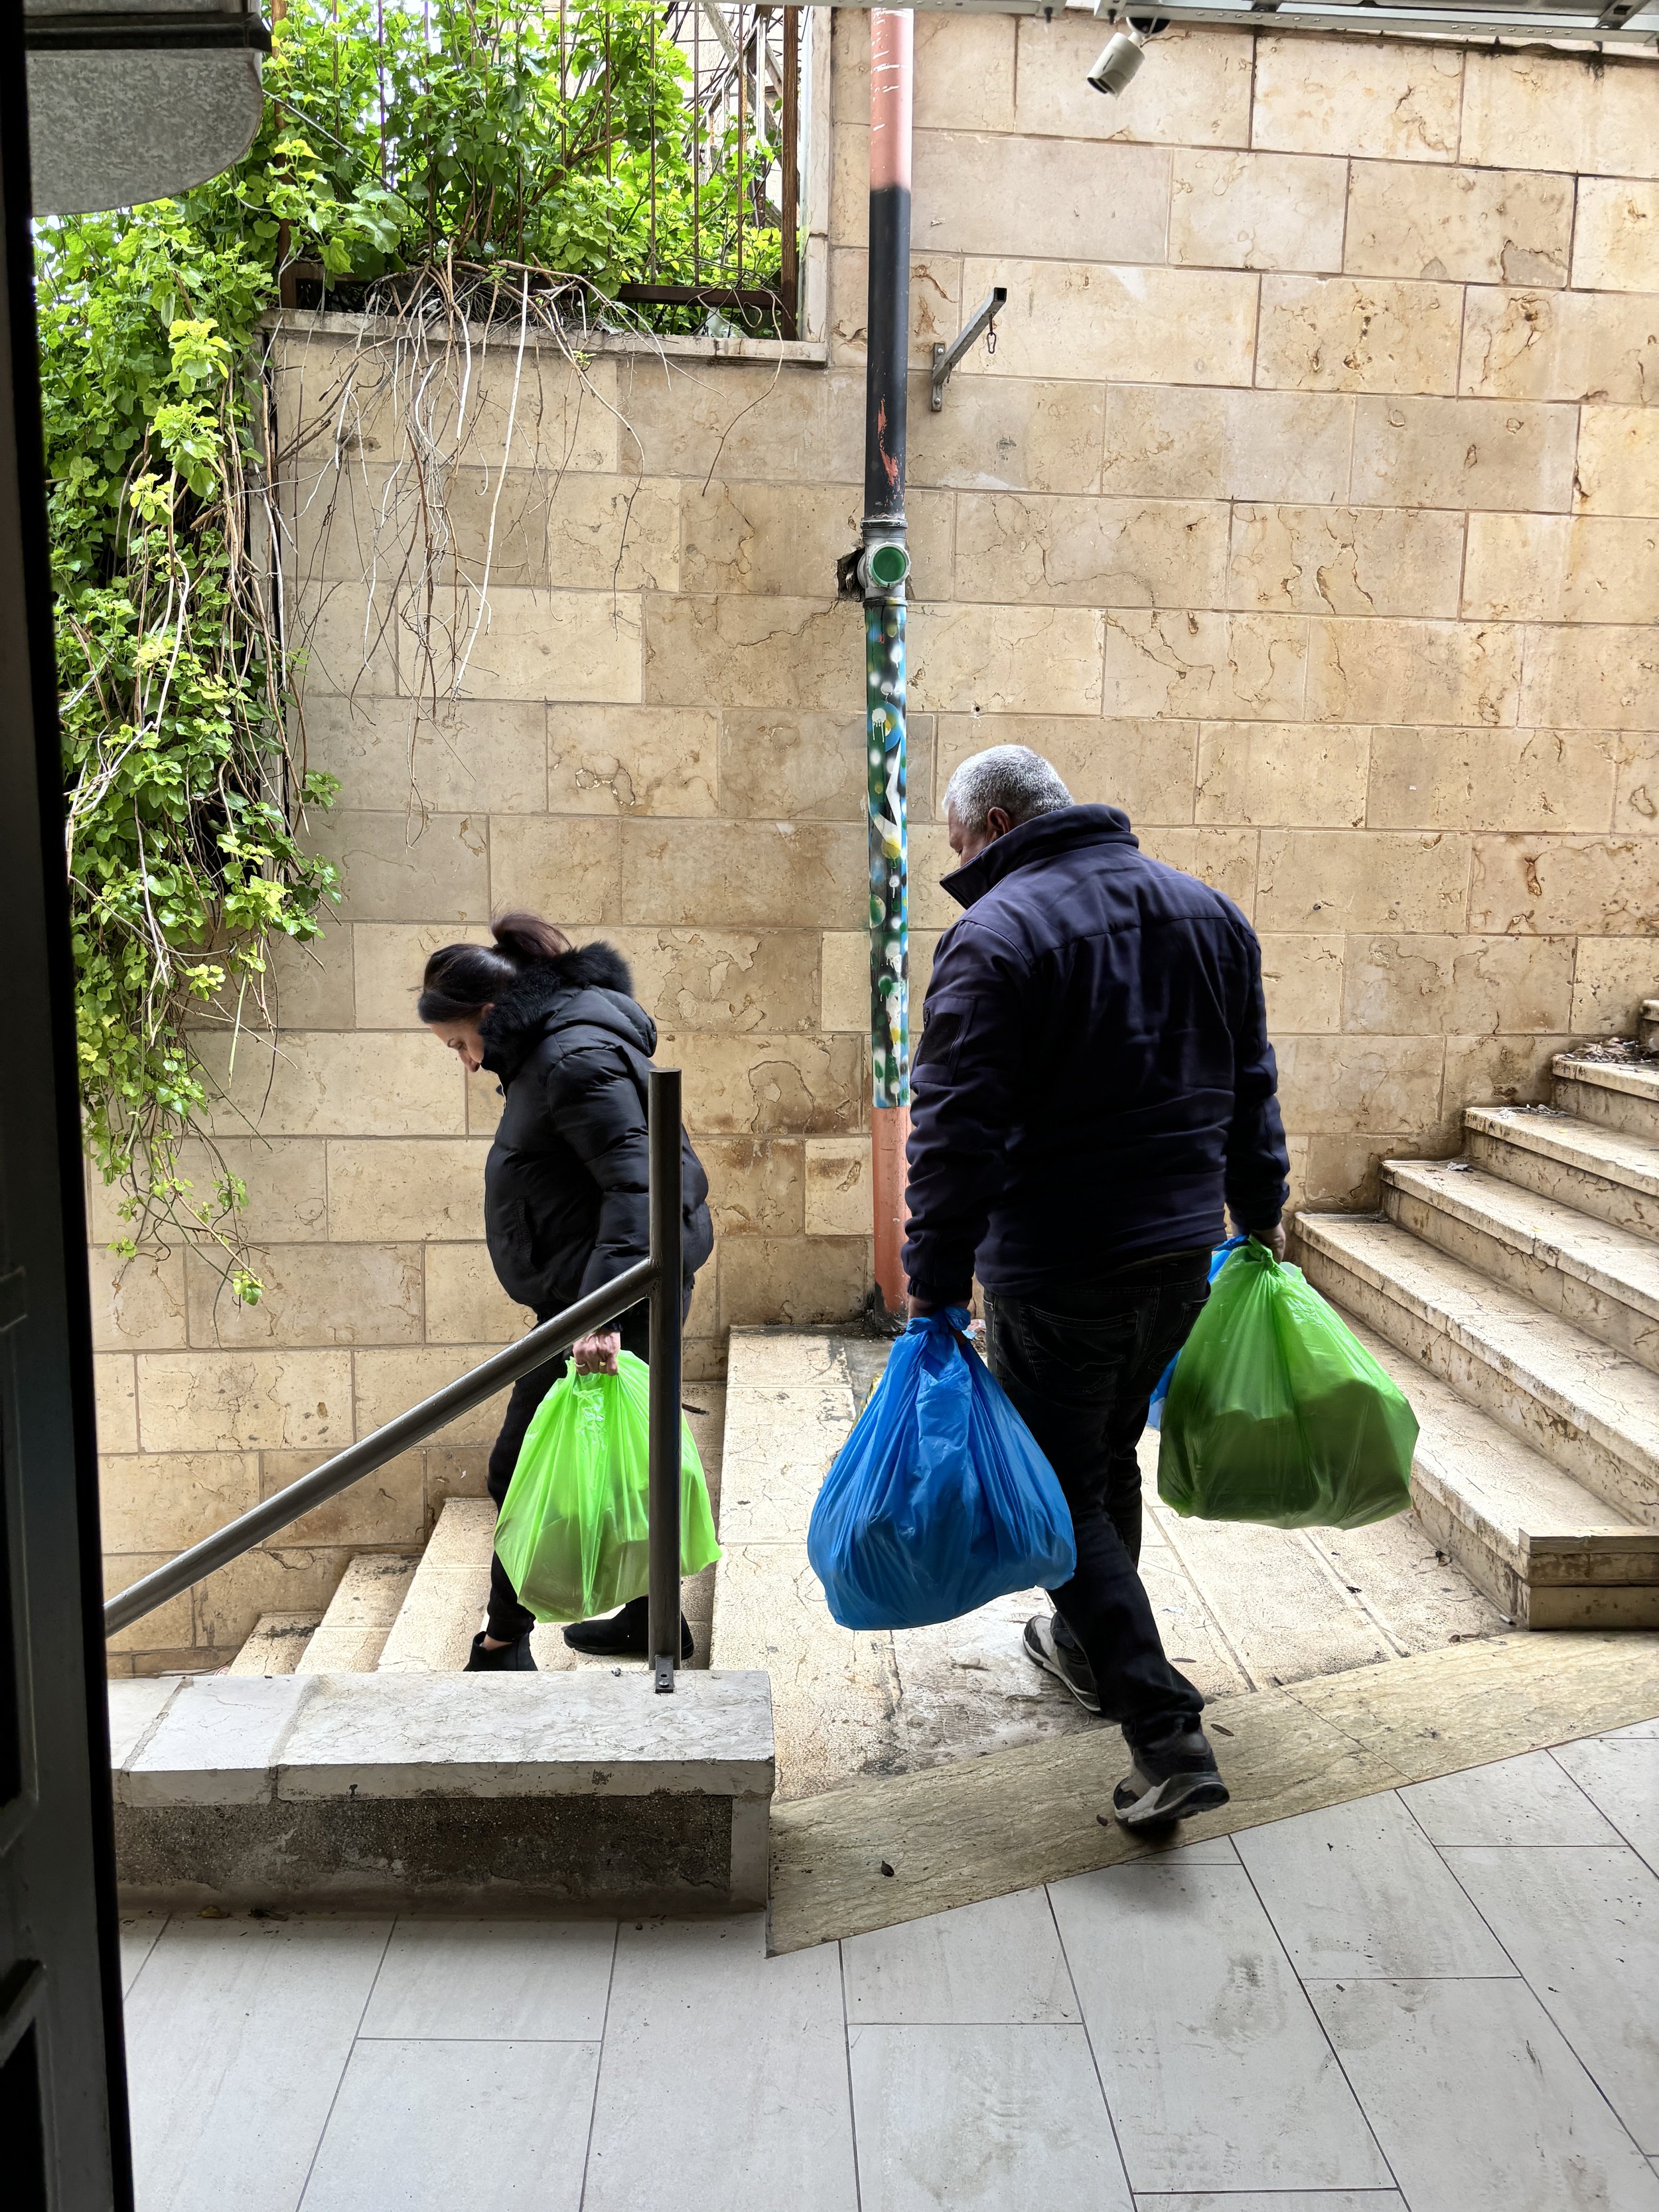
[1023,1613,1102,1714]
[1112,1726,1230,1830]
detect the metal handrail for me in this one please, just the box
[104,1069,688,1690]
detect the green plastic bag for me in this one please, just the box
[494,1351,720,1623]
[1158,1239,1417,1531]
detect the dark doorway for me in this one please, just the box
[0,8,135,2204]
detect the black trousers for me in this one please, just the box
[484,1303,653,1641]
[983,1246,1212,1749]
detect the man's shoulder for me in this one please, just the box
[975,841,1251,942]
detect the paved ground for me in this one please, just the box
[714,1331,1504,1799]
[121,1718,1659,2211]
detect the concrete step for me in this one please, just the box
[768,1633,1659,1956]
[1553,1049,1659,1143]
[226,1613,323,1677]
[1342,1315,1659,1629]
[1382,1158,1659,1374]
[1296,1211,1659,1530]
[373,1495,661,1675]
[1464,1103,1659,1240]
[377,1500,494,1673]
[296,1556,419,1673]
[111,1669,774,1915]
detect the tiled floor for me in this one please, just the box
[121,1720,1659,2212]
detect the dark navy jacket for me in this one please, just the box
[902,806,1288,1305]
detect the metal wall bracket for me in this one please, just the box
[931,286,1007,413]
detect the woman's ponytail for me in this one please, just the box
[489,911,571,966]
[415,911,570,1023]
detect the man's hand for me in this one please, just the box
[571,1329,622,1374]
[906,1293,942,1319]
[1231,1218,1287,1263]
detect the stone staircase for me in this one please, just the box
[226,1391,724,1677]
[228,1501,621,1676]
[1298,1045,1659,1632]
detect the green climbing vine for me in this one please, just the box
[39,0,794,1296]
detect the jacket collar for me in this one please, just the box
[940,804,1139,910]
[478,942,651,1080]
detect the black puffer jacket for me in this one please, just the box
[478,944,713,1317]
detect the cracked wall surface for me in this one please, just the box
[97,14,1659,1670]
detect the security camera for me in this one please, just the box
[1087,10,1167,100]
[1088,25,1145,97]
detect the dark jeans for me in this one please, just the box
[485,1303,653,1641]
[983,1246,1212,1749]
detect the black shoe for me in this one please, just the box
[562,1595,695,1661]
[465,1629,537,1672]
[1112,1726,1230,1830]
[1023,1613,1102,1714]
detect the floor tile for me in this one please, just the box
[842,1889,1079,2026]
[1604,1718,1659,1741]
[123,1915,392,2212]
[848,2024,1131,2210]
[1309,1976,1659,2212]
[119,1912,167,1997]
[1551,1741,1659,1873]
[1134,2197,1407,2211]
[581,1913,857,2212]
[298,2039,598,2212]
[1441,1846,1659,2153]
[357,1919,616,2041]
[1402,1749,1625,1846]
[1161,1834,1242,1864]
[1049,1862,1390,2194]
[1234,1793,1514,1978]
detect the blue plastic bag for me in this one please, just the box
[806,1308,1077,1631]
[1145,1236,1244,1432]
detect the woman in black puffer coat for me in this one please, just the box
[418,913,713,1671]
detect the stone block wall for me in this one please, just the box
[97,11,1659,1670]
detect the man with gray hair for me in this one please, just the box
[904,744,1289,1828]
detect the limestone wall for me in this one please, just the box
[97,12,1659,1670]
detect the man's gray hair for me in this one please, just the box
[943,745,1074,836]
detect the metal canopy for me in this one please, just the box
[23,1,269,216]
[844,0,1659,48]
[1094,0,1659,50]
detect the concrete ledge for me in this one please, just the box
[267,305,830,369]
[278,1670,775,1799]
[110,1670,773,1915]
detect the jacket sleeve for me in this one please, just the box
[901,919,1029,1307]
[544,1046,652,1300]
[1223,923,1290,1235]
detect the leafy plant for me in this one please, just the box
[41,200,346,1296]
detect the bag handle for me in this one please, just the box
[906,1305,983,1363]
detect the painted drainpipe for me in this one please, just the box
[863,7,914,1318]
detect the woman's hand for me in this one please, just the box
[571,1329,622,1375]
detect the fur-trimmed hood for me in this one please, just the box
[478,942,654,1083]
